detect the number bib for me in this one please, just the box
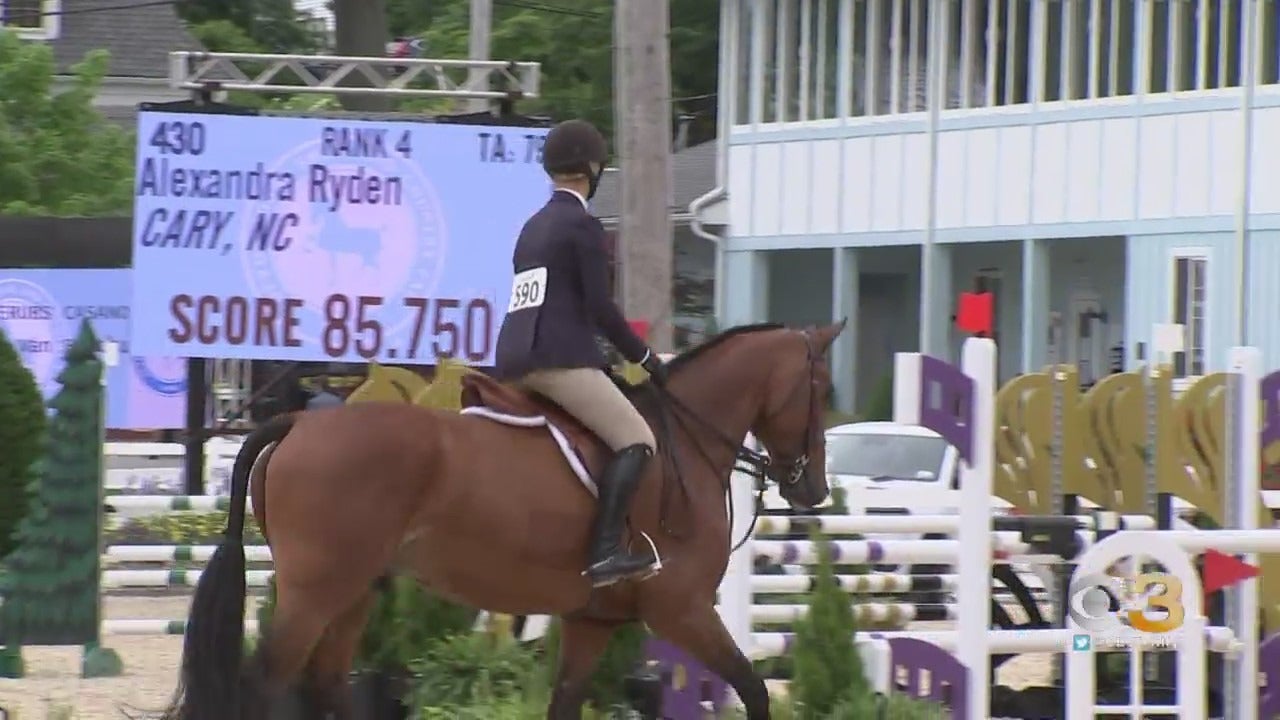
[508,267,548,312]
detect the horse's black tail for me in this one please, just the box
[162,413,296,720]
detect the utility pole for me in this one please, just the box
[614,0,674,352]
[466,0,494,114]
[332,0,392,112]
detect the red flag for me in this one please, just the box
[628,319,650,340]
[955,292,994,335]
[1202,549,1260,595]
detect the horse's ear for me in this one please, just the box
[810,318,848,351]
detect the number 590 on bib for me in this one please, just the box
[508,267,547,312]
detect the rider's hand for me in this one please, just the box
[641,350,667,385]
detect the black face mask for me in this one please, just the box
[586,165,605,200]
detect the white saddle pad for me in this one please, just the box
[459,406,597,497]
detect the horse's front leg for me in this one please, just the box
[546,617,623,720]
[645,602,770,720]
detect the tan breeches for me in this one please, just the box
[520,367,656,452]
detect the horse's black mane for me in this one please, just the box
[613,322,785,406]
[617,323,783,415]
[662,322,785,373]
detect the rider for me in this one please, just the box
[494,118,667,588]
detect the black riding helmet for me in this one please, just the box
[542,119,608,200]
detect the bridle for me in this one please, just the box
[648,330,825,552]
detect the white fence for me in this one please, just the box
[104,437,244,497]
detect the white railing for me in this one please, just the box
[104,437,244,497]
[731,0,1277,124]
[169,51,541,99]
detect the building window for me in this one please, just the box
[2,1,59,39]
[1171,250,1208,378]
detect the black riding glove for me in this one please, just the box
[641,351,667,384]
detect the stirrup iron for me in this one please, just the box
[633,530,664,579]
[580,531,664,585]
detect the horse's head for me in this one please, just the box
[751,320,846,509]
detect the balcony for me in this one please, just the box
[726,0,1280,130]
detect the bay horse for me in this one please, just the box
[162,321,844,720]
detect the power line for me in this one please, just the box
[493,0,603,19]
[5,0,607,34]
[7,0,605,29]
[6,0,178,22]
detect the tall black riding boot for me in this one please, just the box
[586,443,659,588]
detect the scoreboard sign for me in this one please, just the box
[130,111,551,365]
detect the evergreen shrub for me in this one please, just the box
[788,529,867,717]
[0,328,45,560]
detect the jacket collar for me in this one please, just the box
[552,187,589,211]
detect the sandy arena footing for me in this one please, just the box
[1,598,1054,719]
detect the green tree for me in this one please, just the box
[0,329,45,560]
[177,0,317,53]
[177,0,721,142]
[0,320,120,678]
[788,529,867,717]
[0,30,134,216]
[669,0,723,144]
[189,18,263,54]
[407,0,719,145]
[0,328,44,678]
[386,0,447,39]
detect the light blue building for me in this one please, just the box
[691,0,1280,414]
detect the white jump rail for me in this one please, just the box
[719,339,1266,719]
[103,436,244,495]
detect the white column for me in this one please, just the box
[920,244,953,359]
[720,250,770,327]
[1020,238,1050,372]
[831,247,859,413]
[919,0,949,356]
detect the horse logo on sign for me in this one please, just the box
[240,138,448,346]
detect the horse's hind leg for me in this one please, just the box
[546,617,623,720]
[251,579,345,719]
[645,604,770,720]
[305,592,375,720]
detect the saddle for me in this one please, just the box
[460,374,611,487]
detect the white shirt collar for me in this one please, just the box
[554,187,589,211]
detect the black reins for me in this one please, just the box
[646,331,824,553]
